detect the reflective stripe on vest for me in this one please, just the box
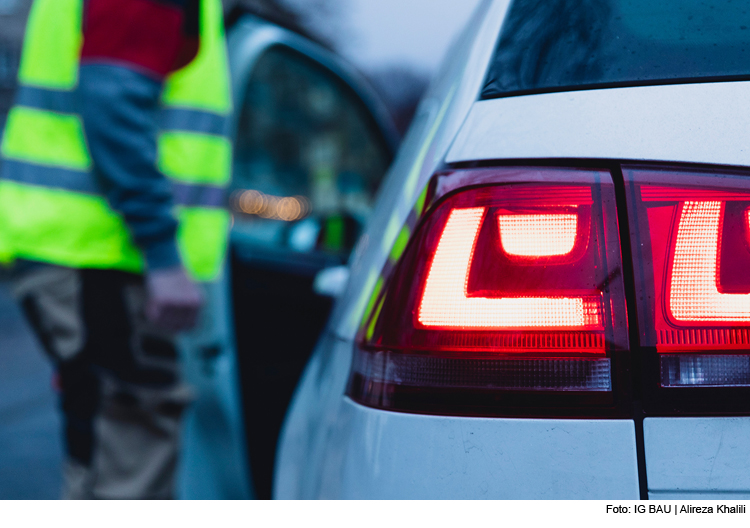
[0,0,232,281]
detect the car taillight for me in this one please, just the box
[348,167,629,416]
[625,167,750,391]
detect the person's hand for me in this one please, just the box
[145,266,203,332]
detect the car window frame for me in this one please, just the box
[226,15,399,257]
[227,15,399,161]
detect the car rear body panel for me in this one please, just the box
[645,417,750,499]
[447,82,750,167]
[276,336,641,500]
[335,399,639,499]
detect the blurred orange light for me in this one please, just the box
[498,212,577,256]
[235,189,310,221]
[277,197,302,221]
[259,195,279,218]
[669,201,750,322]
[239,190,265,215]
[418,208,601,329]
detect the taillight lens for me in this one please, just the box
[348,168,629,416]
[625,167,750,389]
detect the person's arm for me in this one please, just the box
[78,0,203,331]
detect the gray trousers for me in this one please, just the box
[12,265,192,499]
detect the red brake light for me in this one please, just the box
[626,168,750,388]
[498,212,578,257]
[348,168,629,416]
[417,207,602,329]
[670,201,750,323]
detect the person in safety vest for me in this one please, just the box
[0,0,232,499]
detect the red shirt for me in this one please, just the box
[80,0,200,79]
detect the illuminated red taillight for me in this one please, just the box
[498,212,578,257]
[417,207,602,329]
[625,168,750,388]
[348,168,629,416]
[670,200,750,323]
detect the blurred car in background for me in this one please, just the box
[181,9,397,499]
[275,0,750,499]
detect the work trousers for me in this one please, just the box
[12,265,191,499]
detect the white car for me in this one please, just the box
[275,0,750,499]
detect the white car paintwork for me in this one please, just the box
[447,82,750,166]
[645,418,750,498]
[275,0,750,499]
[333,399,639,500]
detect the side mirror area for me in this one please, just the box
[313,265,350,297]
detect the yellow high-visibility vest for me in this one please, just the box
[0,0,232,282]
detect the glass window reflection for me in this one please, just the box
[483,0,750,99]
[232,46,392,255]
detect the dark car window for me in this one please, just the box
[482,0,750,99]
[232,45,392,255]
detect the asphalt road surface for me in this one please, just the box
[0,279,62,499]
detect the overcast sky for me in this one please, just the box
[342,0,483,73]
[290,0,484,75]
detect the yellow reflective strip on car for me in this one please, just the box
[1,107,91,170]
[380,210,403,254]
[360,277,384,331]
[17,0,82,90]
[388,225,411,263]
[365,296,385,341]
[414,185,429,217]
[349,268,379,333]
[403,83,457,201]
[162,0,231,115]
[158,132,232,185]
[177,206,231,282]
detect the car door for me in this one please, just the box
[226,15,397,499]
